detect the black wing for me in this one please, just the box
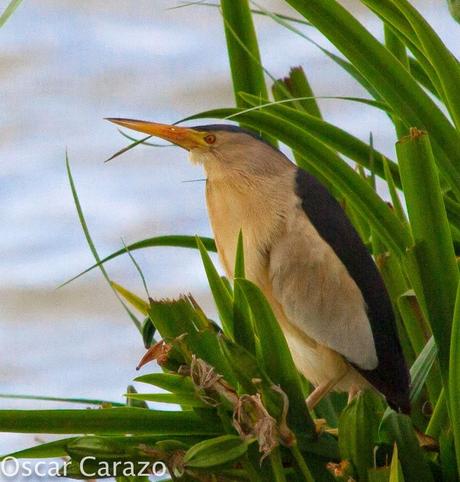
[295,168,411,413]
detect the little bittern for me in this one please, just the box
[107,118,410,414]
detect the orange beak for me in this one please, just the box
[106,118,208,150]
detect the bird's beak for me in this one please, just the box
[106,118,208,150]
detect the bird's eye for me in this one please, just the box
[204,134,216,144]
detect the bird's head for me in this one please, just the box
[106,118,291,180]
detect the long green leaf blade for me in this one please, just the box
[449,282,460,478]
[397,129,458,377]
[0,0,23,28]
[237,279,315,435]
[392,0,460,129]
[60,235,216,288]
[0,409,221,435]
[196,236,234,337]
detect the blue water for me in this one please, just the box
[0,0,458,477]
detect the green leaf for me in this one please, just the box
[111,282,149,315]
[449,281,460,478]
[0,394,124,407]
[66,436,144,461]
[409,337,437,403]
[141,316,155,349]
[239,93,401,187]
[196,236,234,337]
[134,373,195,393]
[274,66,323,119]
[397,129,459,378]
[0,0,23,28]
[0,408,221,435]
[255,0,384,103]
[184,434,253,468]
[338,391,381,482]
[220,0,275,146]
[218,336,274,396]
[220,0,267,104]
[379,412,434,482]
[0,438,77,460]
[234,230,245,279]
[382,157,406,224]
[439,429,459,482]
[393,0,460,130]
[408,57,440,99]
[126,393,206,407]
[449,0,460,23]
[232,232,256,355]
[125,386,148,409]
[237,279,315,435]
[148,296,197,342]
[60,235,216,288]
[426,389,448,439]
[389,444,405,482]
[368,467,391,482]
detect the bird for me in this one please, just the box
[107,118,411,414]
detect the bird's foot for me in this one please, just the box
[347,384,360,404]
[313,418,338,436]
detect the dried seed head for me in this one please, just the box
[270,385,295,446]
[191,356,223,390]
[233,394,278,460]
[136,340,172,370]
[168,450,186,478]
[189,356,238,407]
[326,460,353,479]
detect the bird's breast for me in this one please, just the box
[204,175,290,286]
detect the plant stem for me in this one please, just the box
[241,455,264,482]
[269,448,287,482]
[290,443,315,482]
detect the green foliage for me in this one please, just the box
[2,1,460,481]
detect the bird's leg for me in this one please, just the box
[306,379,338,411]
[306,369,350,411]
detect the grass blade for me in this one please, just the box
[60,235,216,288]
[0,0,23,28]
[0,394,124,407]
[65,154,142,331]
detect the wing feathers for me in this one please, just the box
[271,168,410,413]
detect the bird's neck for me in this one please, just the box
[204,167,294,283]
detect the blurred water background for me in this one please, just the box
[0,0,458,478]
